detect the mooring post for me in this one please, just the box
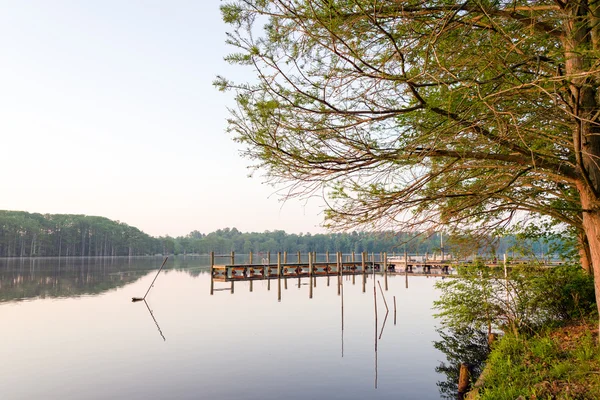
[249,251,253,264]
[250,280,253,292]
[352,251,355,262]
[277,252,282,277]
[210,251,215,295]
[384,252,388,290]
[231,251,235,265]
[284,251,287,263]
[267,251,271,265]
[337,256,341,296]
[231,281,235,295]
[362,251,366,275]
[278,253,282,302]
[308,252,313,277]
[309,275,313,299]
[297,251,301,263]
[326,250,329,263]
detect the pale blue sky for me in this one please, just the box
[0,1,325,237]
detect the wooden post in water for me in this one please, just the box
[384,252,388,290]
[231,281,235,294]
[284,251,287,263]
[312,253,317,287]
[249,251,253,264]
[308,252,313,277]
[337,252,342,296]
[362,251,367,293]
[277,252,282,277]
[297,251,301,263]
[309,275,313,299]
[326,251,330,263]
[250,280,253,292]
[352,251,355,262]
[210,251,215,295]
[267,251,271,265]
[278,251,282,302]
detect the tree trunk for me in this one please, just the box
[578,232,592,274]
[565,2,600,333]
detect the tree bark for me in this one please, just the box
[578,232,592,274]
[564,2,600,330]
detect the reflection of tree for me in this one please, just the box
[433,327,489,399]
[0,257,213,303]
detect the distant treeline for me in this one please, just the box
[0,210,556,258]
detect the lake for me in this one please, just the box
[0,256,459,399]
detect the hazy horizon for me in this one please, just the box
[0,1,326,237]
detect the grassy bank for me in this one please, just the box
[472,320,600,399]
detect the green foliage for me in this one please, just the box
[0,210,159,257]
[480,325,600,400]
[216,0,600,242]
[434,264,596,335]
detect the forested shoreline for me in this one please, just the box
[0,210,551,258]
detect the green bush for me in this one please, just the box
[434,264,596,335]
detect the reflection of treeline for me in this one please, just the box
[0,211,561,257]
[0,257,147,302]
[0,256,206,302]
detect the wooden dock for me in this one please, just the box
[209,251,458,283]
[209,251,562,282]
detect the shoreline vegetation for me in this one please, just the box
[435,263,599,399]
[469,320,600,400]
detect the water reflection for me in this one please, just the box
[0,256,208,302]
[142,299,166,341]
[0,256,457,400]
[433,327,490,399]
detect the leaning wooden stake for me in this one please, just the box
[377,281,389,312]
[132,257,168,302]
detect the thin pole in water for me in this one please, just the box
[132,257,168,302]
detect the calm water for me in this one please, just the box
[0,256,456,399]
